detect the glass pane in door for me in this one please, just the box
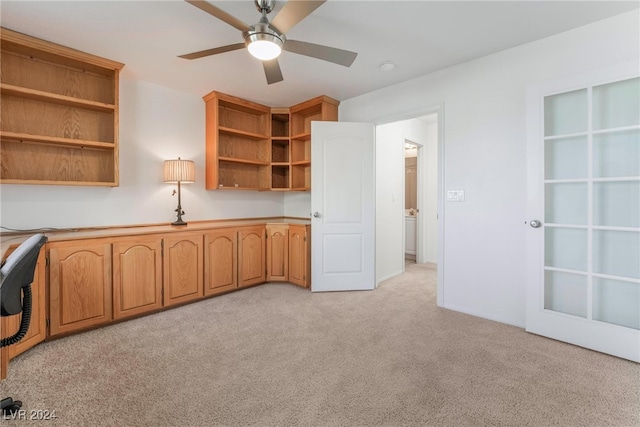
[545,183,587,225]
[593,278,640,330]
[593,181,640,227]
[593,230,640,279]
[592,77,640,130]
[544,271,587,317]
[545,136,588,179]
[593,129,640,178]
[544,89,588,136]
[544,228,587,272]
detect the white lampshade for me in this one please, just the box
[163,158,195,183]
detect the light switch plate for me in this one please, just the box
[447,189,465,202]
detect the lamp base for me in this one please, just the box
[171,219,187,226]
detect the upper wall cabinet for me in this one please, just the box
[204,91,338,191]
[0,28,124,186]
[204,91,271,190]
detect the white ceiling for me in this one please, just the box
[1,1,637,107]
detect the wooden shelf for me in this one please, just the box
[218,156,270,166]
[219,126,269,140]
[0,84,116,112]
[291,133,311,141]
[0,27,123,186]
[216,185,271,191]
[1,131,115,150]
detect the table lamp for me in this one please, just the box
[163,158,195,226]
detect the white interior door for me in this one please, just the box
[311,121,375,292]
[526,62,640,362]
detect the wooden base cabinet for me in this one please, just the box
[289,225,311,288]
[112,238,163,319]
[49,241,112,336]
[163,234,204,307]
[204,229,238,296]
[238,226,266,288]
[266,224,289,282]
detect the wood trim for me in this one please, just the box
[1,27,124,72]
[290,95,340,112]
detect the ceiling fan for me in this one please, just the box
[179,0,358,85]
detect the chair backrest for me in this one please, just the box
[0,234,47,317]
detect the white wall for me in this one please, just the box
[340,11,639,327]
[0,76,284,230]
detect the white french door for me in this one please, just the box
[526,62,640,362]
[311,121,375,292]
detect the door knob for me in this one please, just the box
[529,220,542,228]
[313,212,321,218]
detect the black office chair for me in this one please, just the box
[0,233,47,416]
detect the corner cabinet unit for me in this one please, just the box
[266,224,289,281]
[0,28,124,186]
[204,91,339,191]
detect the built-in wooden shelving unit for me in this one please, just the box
[0,28,124,186]
[203,90,338,191]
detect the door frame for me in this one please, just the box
[373,103,445,307]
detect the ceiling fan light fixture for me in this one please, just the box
[247,38,282,60]
[245,23,285,61]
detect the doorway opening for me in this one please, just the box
[404,140,419,265]
[374,109,442,305]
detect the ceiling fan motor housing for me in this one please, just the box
[243,20,286,52]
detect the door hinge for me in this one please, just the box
[303,236,307,242]
[45,256,50,267]
[46,318,50,329]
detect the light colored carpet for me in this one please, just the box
[1,263,639,426]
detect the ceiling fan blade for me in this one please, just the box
[263,59,284,85]
[270,0,325,34]
[178,43,245,60]
[184,0,251,32]
[284,40,357,67]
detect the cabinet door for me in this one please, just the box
[238,226,266,288]
[204,229,237,296]
[112,238,163,319]
[163,234,203,307]
[49,242,112,336]
[289,225,310,288]
[1,247,47,359]
[266,225,289,282]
